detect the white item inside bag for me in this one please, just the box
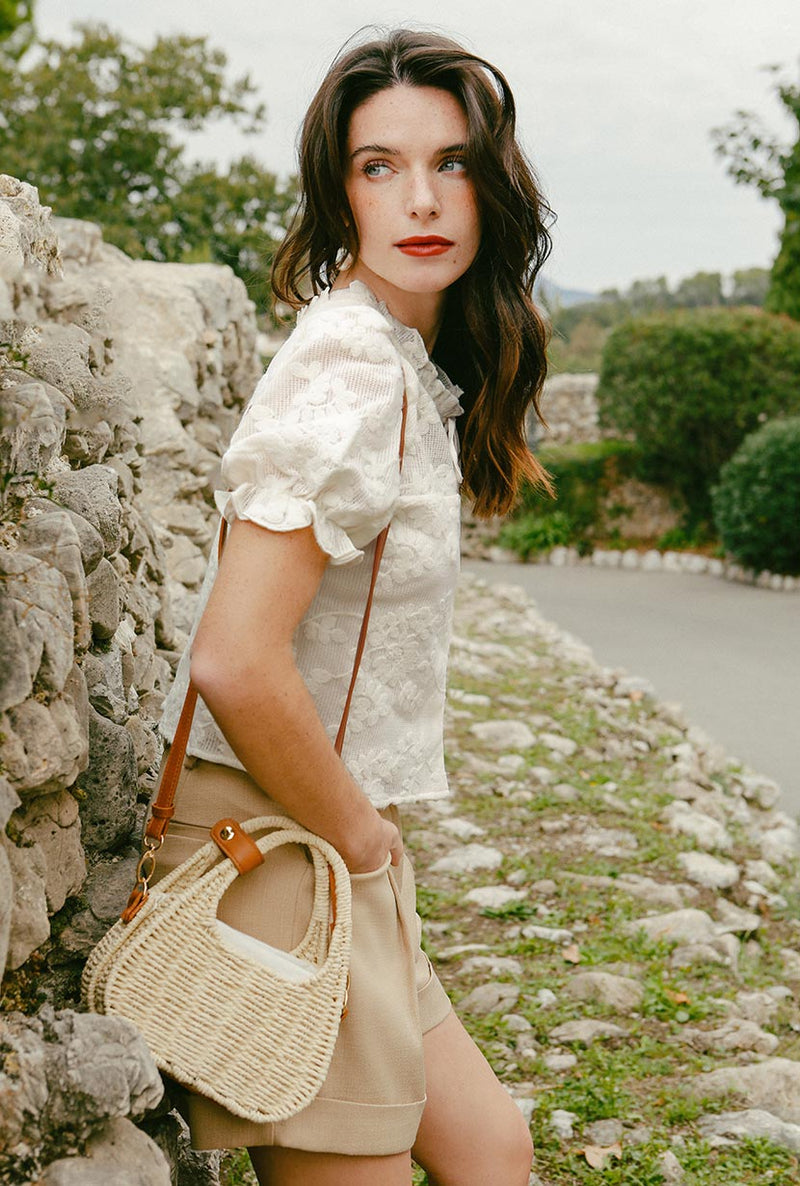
[214,919,317,982]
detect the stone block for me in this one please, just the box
[0,592,32,711]
[164,533,206,589]
[18,510,91,649]
[124,714,161,775]
[0,773,21,829]
[86,848,141,922]
[0,196,25,281]
[63,661,90,740]
[77,708,138,851]
[0,174,61,276]
[120,578,160,634]
[12,790,85,913]
[51,464,122,555]
[23,321,125,433]
[2,833,50,969]
[154,583,176,649]
[63,418,115,466]
[0,275,12,317]
[50,214,106,264]
[0,378,68,477]
[41,1117,171,1185]
[56,907,107,957]
[104,456,136,501]
[24,498,106,574]
[1,694,88,798]
[86,557,120,640]
[0,550,74,707]
[0,843,12,971]
[82,649,127,723]
[0,1006,164,1177]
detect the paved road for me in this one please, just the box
[463,560,800,815]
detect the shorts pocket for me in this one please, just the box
[348,853,393,883]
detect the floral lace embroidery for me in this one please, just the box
[159,282,462,808]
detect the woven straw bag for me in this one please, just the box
[80,392,407,1122]
[81,816,351,1122]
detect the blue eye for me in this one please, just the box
[440,157,467,173]
[362,161,392,177]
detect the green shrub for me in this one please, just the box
[597,308,800,520]
[656,523,717,552]
[497,510,575,559]
[711,416,800,575]
[519,438,644,533]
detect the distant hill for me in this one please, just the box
[536,276,598,309]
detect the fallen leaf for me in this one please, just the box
[562,943,581,964]
[666,990,690,1004]
[580,1142,623,1168]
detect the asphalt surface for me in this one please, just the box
[463,559,800,815]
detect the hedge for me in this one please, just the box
[712,416,800,575]
[596,308,800,520]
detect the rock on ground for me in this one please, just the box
[689,1058,800,1124]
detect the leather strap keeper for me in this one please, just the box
[211,818,265,874]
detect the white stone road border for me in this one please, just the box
[485,544,799,593]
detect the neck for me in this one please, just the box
[334,264,446,354]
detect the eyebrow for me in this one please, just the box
[349,141,467,159]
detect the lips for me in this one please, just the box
[395,235,454,257]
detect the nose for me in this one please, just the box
[406,168,440,219]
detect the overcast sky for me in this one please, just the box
[36,0,800,294]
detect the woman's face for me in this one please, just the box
[342,84,481,317]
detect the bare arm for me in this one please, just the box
[189,518,401,873]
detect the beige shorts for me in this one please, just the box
[149,753,452,1155]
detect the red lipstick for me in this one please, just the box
[395,236,454,257]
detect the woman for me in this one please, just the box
[157,26,553,1186]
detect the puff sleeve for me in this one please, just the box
[214,305,406,565]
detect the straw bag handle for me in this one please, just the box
[138,390,408,852]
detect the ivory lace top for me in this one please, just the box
[158,280,463,808]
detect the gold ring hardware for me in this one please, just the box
[135,850,158,885]
[133,834,164,894]
[219,825,236,841]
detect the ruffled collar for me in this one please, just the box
[308,280,464,424]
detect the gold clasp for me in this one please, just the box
[122,834,165,923]
[134,834,163,895]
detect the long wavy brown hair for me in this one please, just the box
[272,28,555,517]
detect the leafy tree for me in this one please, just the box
[0,22,296,314]
[179,157,297,313]
[545,268,768,372]
[729,267,770,306]
[627,275,673,315]
[673,270,723,307]
[0,0,33,59]
[713,64,800,319]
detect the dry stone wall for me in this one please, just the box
[0,175,259,1184]
[533,372,608,447]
